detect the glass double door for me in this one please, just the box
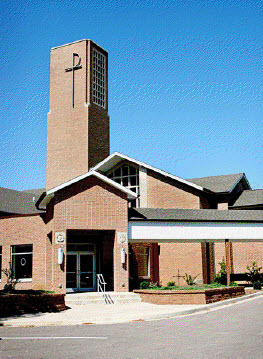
[66,252,96,291]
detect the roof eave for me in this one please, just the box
[92,152,205,193]
[38,170,137,209]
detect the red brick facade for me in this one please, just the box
[0,39,262,295]
[45,176,129,293]
[145,170,213,286]
[0,214,46,290]
[47,40,109,191]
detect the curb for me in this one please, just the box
[145,291,263,321]
[1,291,262,327]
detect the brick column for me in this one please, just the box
[113,232,129,292]
[225,239,231,286]
[51,231,67,294]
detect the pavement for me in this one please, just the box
[1,290,262,327]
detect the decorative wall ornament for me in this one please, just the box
[55,232,66,244]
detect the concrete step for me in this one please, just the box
[65,292,142,305]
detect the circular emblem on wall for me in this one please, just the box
[117,232,127,244]
[55,232,66,244]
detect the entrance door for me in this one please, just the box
[66,252,96,291]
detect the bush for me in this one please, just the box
[253,281,262,290]
[214,258,227,285]
[167,281,175,287]
[148,283,160,289]
[1,262,19,293]
[139,281,149,289]
[246,261,262,287]
[183,273,198,286]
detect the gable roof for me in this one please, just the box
[91,152,205,192]
[231,189,263,208]
[187,173,250,193]
[0,187,45,215]
[38,170,137,209]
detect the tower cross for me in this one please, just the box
[65,53,82,107]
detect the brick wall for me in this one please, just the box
[46,40,109,191]
[232,242,263,273]
[46,175,129,292]
[0,214,46,291]
[147,170,201,209]
[146,170,211,286]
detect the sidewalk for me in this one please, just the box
[1,291,262,327]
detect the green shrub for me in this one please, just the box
[246,261,262,287]
[148,283,159,289]
[183,273,198,286]
[167,281,175,287]
[253,281,262,290]
[139,281,149,289]
[214,258,227,285]
[230,282,238,287]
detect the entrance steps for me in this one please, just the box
[65,291,142,305]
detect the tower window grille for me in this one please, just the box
[92,49,106,108]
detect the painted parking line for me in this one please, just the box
[0,336,107,340]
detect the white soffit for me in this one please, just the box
[128,221,263,242]
[91,152,204,192]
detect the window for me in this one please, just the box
[11,245,33,281]
[108,163,140,207]
[137,246,150,278]
[92,49,106,108]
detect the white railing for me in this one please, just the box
[97,274,107,293]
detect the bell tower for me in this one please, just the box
[46,39,110,191]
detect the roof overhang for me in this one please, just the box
[129,221,263,243]
[38,170,137,210]
[128,208,263,243]
[92,152,205,192]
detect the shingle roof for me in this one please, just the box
[231,189,263,208]
[187,173,247,193]
[91,152,204,192]
[129,208,263,223]
[0,187,45,215]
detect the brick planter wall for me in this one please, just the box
[0,294,66,318]
[134,286,245,305]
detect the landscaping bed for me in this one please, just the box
[134,286,245,305]
[0,291,66,318]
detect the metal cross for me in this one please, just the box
[65,53,82,108]
[173,269,184,287]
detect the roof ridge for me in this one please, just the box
[187,173,244,180]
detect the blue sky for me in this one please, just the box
[0,0,262,190]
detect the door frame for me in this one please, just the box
[66,250,96,292]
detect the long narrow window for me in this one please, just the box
[108,163,139,207]
[92,49,106,108]
[137,246,150,278]
[11,245,33,280]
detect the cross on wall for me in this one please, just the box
[65,53,82,108]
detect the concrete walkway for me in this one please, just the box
[1,291,262,327]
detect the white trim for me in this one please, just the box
[51,39,107,53]
[91,152,204,192]
[46,170,137,199]
[139,167,148,207]
[39,170,137,210]
[128,221,263,242]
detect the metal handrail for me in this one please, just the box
[97,274,107,293]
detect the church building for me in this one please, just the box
[1,39,263,293]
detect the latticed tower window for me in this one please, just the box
[92,49,106,108]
